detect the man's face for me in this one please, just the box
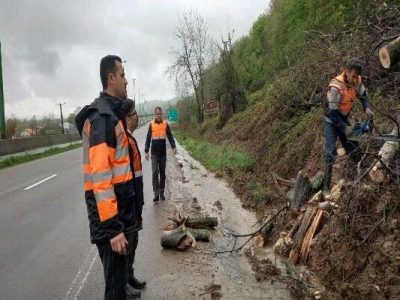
[155,109,162,122]
[345,69,359,87]
[110,61,127,99]
[126,109,138,132]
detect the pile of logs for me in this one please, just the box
[161,215,218,251]
[273,171,342,264]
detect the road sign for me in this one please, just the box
[168,108,179,122]
[203,100,219,115]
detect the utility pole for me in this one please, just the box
[57,102,66,134]
[0,41,5,139]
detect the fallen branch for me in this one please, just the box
[272,172,296,187]
[215,204,288,254]
[358,217,385,247]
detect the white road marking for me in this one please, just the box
[23,174,58,190]
[63,245,98,300]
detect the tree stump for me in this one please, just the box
[369,118,400,183]
[379,36,400,69]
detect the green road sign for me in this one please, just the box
[168,108,178,122]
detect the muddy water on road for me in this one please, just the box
[162,142,299,299]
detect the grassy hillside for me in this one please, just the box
[175,0,400,297]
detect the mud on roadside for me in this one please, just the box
[162,142,313,299]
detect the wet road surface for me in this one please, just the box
[0,124,294,299]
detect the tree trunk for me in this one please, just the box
[369,118,400,183]
[290,171,312,211]
[379,36,400,69]
[289,206,317,264]
[188,228,211,242]
[185,216,218,229]
[161,226,188,249]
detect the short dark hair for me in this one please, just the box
[345,58,363,75]
[100,55,122,89]
[155,106,162,113]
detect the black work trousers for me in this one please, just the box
[96,239,127,300]
[151,155,166,196]
[126,231,139,286]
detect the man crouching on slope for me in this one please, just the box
[75,55,141,300]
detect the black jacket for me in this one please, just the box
[75,93,140,243]
[144,120,176,157]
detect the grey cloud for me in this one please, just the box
[0,0,268,117]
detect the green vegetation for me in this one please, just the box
[245,180,268,203]
[0,143,82,170]
[173,1,400,297]
[175,132,254,173]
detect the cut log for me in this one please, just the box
[379,36,400,69]
[273,235,294,256]
[161,226,188,249]
[290,171,312,211]
[287,171,324,208]
[176,236,194,251]
[310,171,324,192]
[369,118,400,183]
[300,209,325,263]
[187,228,211,242]
[185,217,218,229]
[289,206,317,264]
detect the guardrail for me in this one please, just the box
[0,133,81,156]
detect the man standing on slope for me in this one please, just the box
[324,58,374,198]
[144,106,177,202]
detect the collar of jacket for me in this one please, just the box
[97,92,122,115]
[154,119,163,124]
[94,92,133,119]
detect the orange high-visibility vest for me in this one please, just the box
[127,133,142,178]
[82,120,133,221]
[328,71,362,114]
[151,120,167,140]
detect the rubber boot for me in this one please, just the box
[323,164,332,200]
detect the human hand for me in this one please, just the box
[110,232,128,255]
[172,148,177,155]
[145,153,149,161]
[345,125,353,137]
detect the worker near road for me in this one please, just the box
[144,106,177,202]
[125,106,146,297]
[324,58,374,198]
[75,55,139,300]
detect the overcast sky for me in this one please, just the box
[0,0,268,118]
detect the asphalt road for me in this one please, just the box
[0,124,292,300]
[0,124,168,300]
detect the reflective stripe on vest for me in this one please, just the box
[151,120,167,140]
[328,71,361,114]
[82,120,133,192]
[127,133,142,178]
